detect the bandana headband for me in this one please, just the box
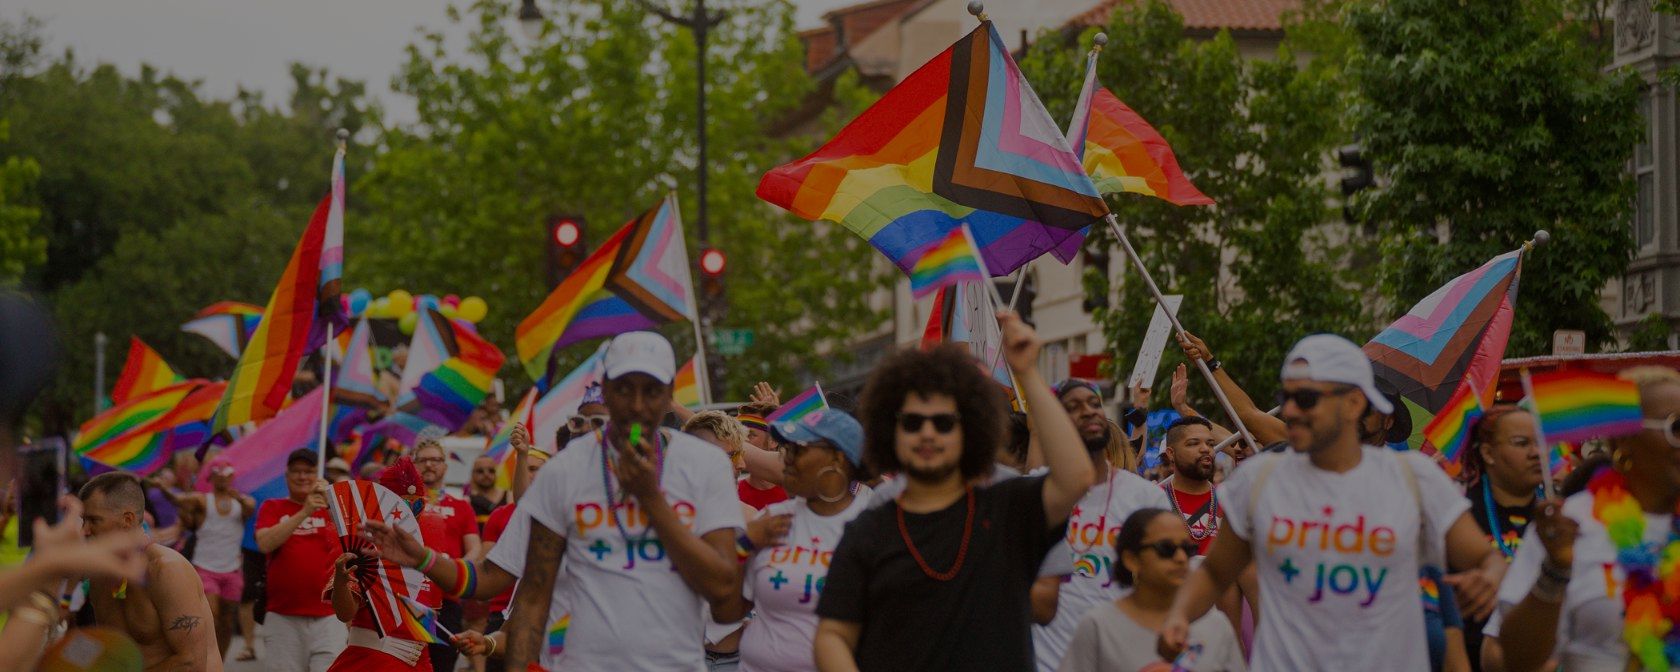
[737,414,769,432]
[1053,378,1104,403]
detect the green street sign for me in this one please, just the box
[713,328,755,356]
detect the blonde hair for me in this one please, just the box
[683,410,747,452]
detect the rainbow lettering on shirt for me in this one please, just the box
[546,614,570,659]
[765,536,834,604]
[571,499,699,570]
[1265,507,1396,608]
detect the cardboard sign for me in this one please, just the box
[1128,295,1183,391]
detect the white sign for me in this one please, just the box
[1128,295,1184,391]
[1552,329,1586,356]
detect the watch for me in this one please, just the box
[1206,358,1222,372]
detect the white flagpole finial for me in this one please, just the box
[335,128,349,150]
[1093,32,1108,50]
[966,1,986,21]
[1528,229,1551,250]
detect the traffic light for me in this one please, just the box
[1081,240,1110,313]
[546,215,587,288]
[1337,143,1374,197]
[699,246,726,317]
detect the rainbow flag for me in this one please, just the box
[110,337,184,406]
[210,161,346,433]
[768,384,828,425]
[909,225,989,299]
[1365,248,1524,450]
[197,387,325,502]
[516,196,698,386]
[673,356,702,408]
[484,388,538,491]
[396,596,444,645]
[1421,377,1486,477]
[74,382,200,455]
[1526,370,1643,444]
[82,382,225,475]
[1051,45,1212,261]
[756,21,1108,278]
[922,283,1013,392]
[181,302,263,360]
[403,311,505,431]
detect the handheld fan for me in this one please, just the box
[327,479,427,638]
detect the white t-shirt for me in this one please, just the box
[1484,489,1663,672]
[1033,468,1172,672]
[738,489,874,672]
[484,506,574,669]
[522,428,745,672]
[1220,447,1468,672]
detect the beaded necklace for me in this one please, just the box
[596,422,667,547]
[896,486,975,582]
[1586,466,1680,671]
[1480,479,1538,560]
[1164,480,1220,542]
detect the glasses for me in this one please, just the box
[473,468,496,474]
[897,412,960,434]
[1136,539,1199,559]
[414,457,446,466]
[1275,386,1355,411]
[568,415,608,429]
[1643,414,1680,448]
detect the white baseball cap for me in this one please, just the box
[1280,334,1393,415]
[604,331,676,384]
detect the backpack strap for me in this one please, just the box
[1247,454,1284,540]
[1394,450,1431,564]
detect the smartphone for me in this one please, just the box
[17,436,66,547]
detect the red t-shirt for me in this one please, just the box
[737,479,788,510]
[421,494,477,558]
[257,498,339,618]
[481,503,517,613]
[1166,485,1220,555]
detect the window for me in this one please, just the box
[1635,88,1656,248]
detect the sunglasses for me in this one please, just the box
[897,412,961,434]
[1643,414,1680,448]
[1275,386,1356,411]
[1136,539,1199,559]
[568,415,609,429]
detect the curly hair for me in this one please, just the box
[859,343,1007,482]
[1458,403,1528,484]
[684,410,747,452]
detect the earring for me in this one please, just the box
[1614,448,1635,473]
[816,466,847,503]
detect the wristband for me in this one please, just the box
[448,558,479,599]
[1206,358,1222,372]
[486,634,498,657]
[1540,557,1572,583]
[419,548,438,573]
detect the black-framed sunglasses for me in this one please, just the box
[1136,539,1199,559]
[897,412,961,434]
[1643,414,1680,448]
[1275,386,1355,411]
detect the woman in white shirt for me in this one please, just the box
[1059,508,1245,672]
[715,408,871,672]
[1495,367,1680,672]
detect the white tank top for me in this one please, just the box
[191,492,244,573]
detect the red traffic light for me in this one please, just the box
[699,248,727,276]
[553,219,582,248]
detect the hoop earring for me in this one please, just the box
[816,466,847,503]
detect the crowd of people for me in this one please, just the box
[2,309,1680,672]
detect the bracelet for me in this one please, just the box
[419,549,438,573]
[10,606,53,627]
[448,558,479,599]
[1206,358,1222,372]
[1540,558,1573,584]
[1531,572,1568,604]
[486,634,498,657]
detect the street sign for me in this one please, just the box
[713,328,755,356]
[1552,329,1586,356]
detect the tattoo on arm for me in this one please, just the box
[167,615,201,632]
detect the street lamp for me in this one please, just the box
[518,0,545,41]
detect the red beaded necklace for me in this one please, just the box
[896,486,976,582]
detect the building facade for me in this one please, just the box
[1606,0,1680,345]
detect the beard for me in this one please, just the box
[1175,457,1216,481]
[1082,427,1111,456]
[905,461,962,484]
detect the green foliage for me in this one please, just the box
[1623,312,1674,352]
[1346,0,1642,355]
[1021,0,1367,409]
[0,119,44,284]
[353,0,888,398]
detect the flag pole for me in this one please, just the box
[963,225,1029,410]
[318,323,334,478]
[1105,214,1257,448]
[1519,368,1555,497]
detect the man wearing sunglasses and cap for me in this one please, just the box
[503,331,745,671]
[1158,334,1506,671]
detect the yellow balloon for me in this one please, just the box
[388,290,415,316]
[458,296,488,322]
[398,312,419,335]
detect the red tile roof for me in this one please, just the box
[1070,0,1299,32]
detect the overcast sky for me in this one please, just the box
[3,0,857,122]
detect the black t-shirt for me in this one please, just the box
[817,475,1067,671]
[1462,476,1534,672]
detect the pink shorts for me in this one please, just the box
[195,566,243,602]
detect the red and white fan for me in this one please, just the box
[327,479,427,638]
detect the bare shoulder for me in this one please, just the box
[145,544,198,587]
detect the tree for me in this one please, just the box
[0,119,43,285]
[353,0,888,398]
[1346,0,1642,355]
[1020,0,1368,409]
